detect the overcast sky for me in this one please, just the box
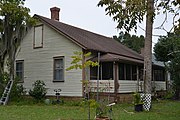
[25,0,119,37]
[25,0,179,47]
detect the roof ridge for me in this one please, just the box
[34,14,112,39]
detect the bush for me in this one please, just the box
[29,80,47,102]
[10,84,26,101]
[10,76,26,102]
[0,72,9,95]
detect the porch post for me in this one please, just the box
[114,62,119,102]
[82,49,86,97]
[137,66,139,92]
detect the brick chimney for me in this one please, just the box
[50,7,60,21]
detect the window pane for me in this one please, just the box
[16,62,22,71]
[154,69,165,81]
[126,64,131,80]
[90,66,98,80]
[119,63,125,80]
[102,62,113,80]
[139,67,143,81]
[132,65,137,80]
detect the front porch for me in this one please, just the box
[89,61,167,95]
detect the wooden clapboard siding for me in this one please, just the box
[118,80,139,93]
[16,23,83,96]
[118,80,166,93]
[89,80,166,93]
[154,81,166,91]
[89,80,114,93]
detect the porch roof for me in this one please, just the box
[91,53,144,64]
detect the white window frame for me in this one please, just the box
[16,60,24,82]
[53,56,64,82]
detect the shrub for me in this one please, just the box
[29,80,47,102]
[10,76,26,102]
[10,84,26,101]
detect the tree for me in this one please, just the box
[0,0,34,79]
[98,0,179,110]
[154,24,180,99]
[113,32,145,53]
[66,51,99,120]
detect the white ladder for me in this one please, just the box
[0,76,13,105]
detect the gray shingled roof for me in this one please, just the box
[34,14,144,62]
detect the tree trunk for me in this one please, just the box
[143,0,154,111]
[144,0,154,95]
[4,15,15,80]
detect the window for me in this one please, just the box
[16,60,24,82]
[53,57,64,82]
[154,69,165,81]
[90,62,113,80]
[101,62,113,80]
[118,63,137,80]
[33,25,43,48]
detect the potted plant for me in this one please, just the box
[133,92,143,112]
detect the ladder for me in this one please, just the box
[0,76,13,105]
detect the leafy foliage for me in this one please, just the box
[154,33,180,62]
[0,0,35,77]
[29,80,47,102]
[98,0,179,32]
[98,0,146,32]
[10,77,26,101]
[0,72,9,95]
[66,51,100,118]
[133,92,143,105]
[169,53,180,99]
[154,26,180,99]
[113,32,144,53]
[66,51,99,71]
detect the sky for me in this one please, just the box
[25,0,179,48]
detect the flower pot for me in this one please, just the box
[96,116,110,120]
[134,104,143,112]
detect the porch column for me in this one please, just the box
[82,49,86,97]
[137,66,140,92]
[114,62,119,101]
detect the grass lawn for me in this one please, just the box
[0,100,179,120]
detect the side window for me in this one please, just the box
[16,60,24,82]
[33,25,43,48]
[53,57,64,82]
[154,69,165,81]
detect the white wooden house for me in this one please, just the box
[15,7,167,98]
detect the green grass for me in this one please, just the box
[0,100,180,120]
[113,100,180,120]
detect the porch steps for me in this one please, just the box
[0,76,13,105]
